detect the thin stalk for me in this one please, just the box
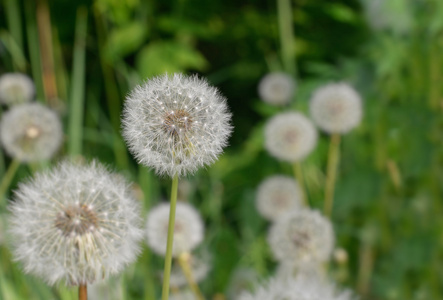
[277,0,296,76]
[36,0,59,106]
[177,253,205,300]
[68,7,88,157]
[161,175,179,300]
[324,133,341,217]
[0,159,20,204]
[356,243,375,297]
[5,0,23,51]
[79,284,87,300]
[292,162,307,206]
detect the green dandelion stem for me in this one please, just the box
[161,174,179,300]
[292,162,307,206]
[0,159,20,204]
[324,133,341,217]
[177,253,205,300]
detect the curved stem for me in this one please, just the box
[292,162,307,206]
[0,159,20,204]
[161,174,179,300]
[324,133,341,217]
[79,284,87,300]
[178,253,205,300]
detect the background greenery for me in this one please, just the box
[0,0,443,299]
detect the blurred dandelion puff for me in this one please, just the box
[256,175,302,221]
[7,161,144,286]
[0,73,35,106]
[258,72,296,105]
[264,112,317,163]
[267,209,334,266]
[122,73,232,177]
[309,82,362,134]
[146,202,204,257]
[239,274,356,300]
[0,103,63,162]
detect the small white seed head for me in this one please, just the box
[310,82,362,134]
[0,73,35,106]
[258,72,296,105]
[122,73,232,177]
[255,175,302,221]
[264,112,317,162]
[0,103,63,162]
[146,202,204,257]
[7,160,144,286]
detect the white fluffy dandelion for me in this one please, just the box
[267,209,334,266]
[0,73,35,106]
[238,274,355,300]
[8,161,144,286]
[258,72,295,105]
[122,73,232,177]
[264,112,317,162]
[0,103,63,162]
[309,83,362,134]
[255,175,302,221]
[146,202,204,257]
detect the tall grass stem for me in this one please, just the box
[0,159,20,205]
[292,162,307,206]
[324,133,341,217]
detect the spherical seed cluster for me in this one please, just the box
[309,83,362,134]
[168,253,211,287]
[267,209,334,265]
[0,103,63,162]
[146,202,204,257]
[122,73,232,177]
[8,161,143,286]
[258,72,296,105]
[0,73,35,106]
[238,275,355,300]
[256,175,302,221]
[264,112,317,162]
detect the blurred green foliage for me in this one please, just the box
[0,0,443,299]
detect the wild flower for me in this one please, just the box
[122,73,232,177]
[0,73,35,106]
[258,72,295,105]
[7,161,143,286]
[309,83,362,134]
[0,103,63,162]
[255,175,302,221]
[146,202,204,257]
[264,112,317,162]
[238,274,355,300]
[267,209,334,266]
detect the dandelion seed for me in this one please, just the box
[0,103,62,162]
[146,202,204,257]
[255,175,302,221]
[238,274,355,300]
[122,73,232,177]
[0,73,35,106]
[7,161,143,286]
[258,72,296,105]
[267,209,334,266]
[264,112,317,163]
[309,83,362,134]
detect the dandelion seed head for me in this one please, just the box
[0,103,62,162]
[146,202,204,257]
[310,83,362,134]
[239,274,356,300]
[267,209,334,266]
[122,73,232,177]
[264,112,317,162]
[0,73,35,106]
[256,175,302,221]
[7,161,144,286]
[258,72,295,105]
